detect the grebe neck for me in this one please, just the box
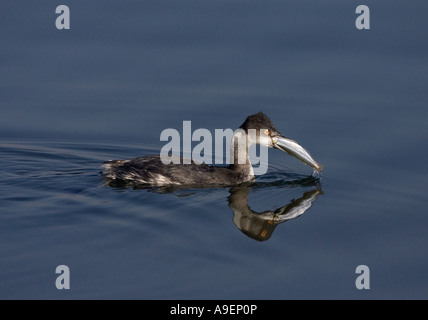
[228,129,255,179]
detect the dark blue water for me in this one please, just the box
[1,1,427,299]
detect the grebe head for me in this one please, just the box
[239,112,323,172]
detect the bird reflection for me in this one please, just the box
[103,174,322,241]
[228,182,322,241]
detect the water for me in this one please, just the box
[1,1,427,299]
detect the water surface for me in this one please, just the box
[1,1,427,299]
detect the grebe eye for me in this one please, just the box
[264,130,270,136]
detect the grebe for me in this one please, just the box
[102,112,322,186]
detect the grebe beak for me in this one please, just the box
[272,134,323,172]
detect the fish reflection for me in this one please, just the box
[228,183,322,241]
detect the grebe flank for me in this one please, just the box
[102,112,322,186]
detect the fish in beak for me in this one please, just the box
[272,134,323,172]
